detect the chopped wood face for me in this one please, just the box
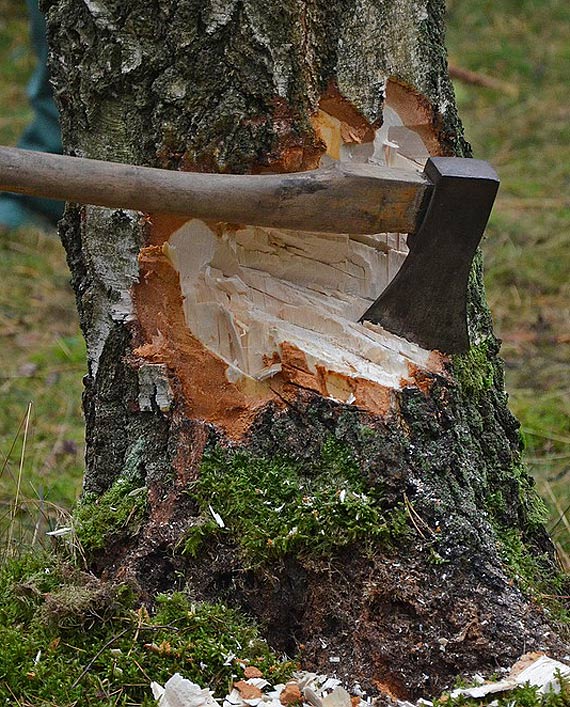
[139,94,445,429]
[166,219,421,396]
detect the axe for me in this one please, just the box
[0,146,499,353]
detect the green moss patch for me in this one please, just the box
[433,676,570,707]
[452,340,497,398]
[483,465,569,619]
[494,526,569,623]
[185,438,409,562]
[74,479,148,551]
[0,552,296,706]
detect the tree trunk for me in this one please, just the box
[43,0,568,700]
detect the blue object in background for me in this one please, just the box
[0,0,64,230]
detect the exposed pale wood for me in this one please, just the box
[166,219,423,395]
[0,146,432,235]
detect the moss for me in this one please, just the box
[452,340,497,398]
[485,463,548,542]
[486,489,507,517]
[185,437,410,563]
[481,457,567,610]
[496,527,547,592]
[358,425,377,441]
[183,518,222,558]
[489,523,570,627]
[0,552,296,706]
[510,464,549,530]
[475,452,570,628]
[74,478,148,551]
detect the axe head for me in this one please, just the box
[361,157,500,353]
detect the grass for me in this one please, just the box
[0,225,85,550]
[432,678,570,707]
[0,0,34,145]
[0,551,296,706]
[0,0,85,552]
[0,0,569,565]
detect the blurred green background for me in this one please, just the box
[0,0,568,561]
[447,0,570,564]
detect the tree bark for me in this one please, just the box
[43,0,568,700]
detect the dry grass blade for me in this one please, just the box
[403,493,435,539]
[5,401,33,556]
[70,627,131,689]
[545,482,570,537]
[554,542,570,573]
[541,480,570,571]
[0,404,27,481]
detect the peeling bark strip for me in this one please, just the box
[45,0,568,700]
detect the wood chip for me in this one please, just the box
[280,683,303,705]
[234,681,263,700]
[303,686,323,707]
[244,666,264,679]
[323,687,352,707]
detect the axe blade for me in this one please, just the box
[360,157,500,353]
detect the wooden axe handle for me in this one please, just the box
[0,146,432,235]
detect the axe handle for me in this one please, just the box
[0,146,431,235]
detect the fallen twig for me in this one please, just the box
[449,63,518,95]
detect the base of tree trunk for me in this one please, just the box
[75,389,569,702]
